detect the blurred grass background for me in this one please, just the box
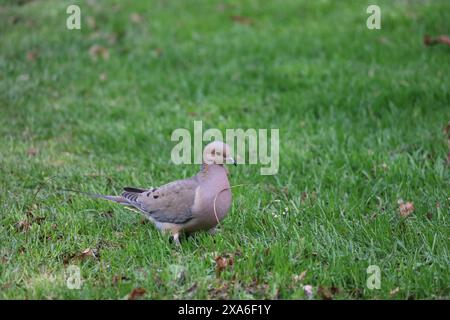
[0,0,449,299]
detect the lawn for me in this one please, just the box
[0,0,449,299]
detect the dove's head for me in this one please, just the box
[203,141,236,166]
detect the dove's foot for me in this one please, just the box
[171,232,181,247]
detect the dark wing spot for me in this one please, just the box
[123,187,147,193]
[153,195,159,199]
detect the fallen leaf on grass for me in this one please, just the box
[317,286,332,300]
[112,274,130,285]
[86,16,96,29]
[378,36,390,45]
[128,287,146,300]
[1,256,9,264]
[330,286,341,295]
[27,147,38,157]
[424,34,450,47]
[15,220,31,232]
[244,279,269,297]
[301,191,308,201]
[185,283,198,295]
[129,13,143,24]
[317,286,341,300]
[89,45,110,61]
[444,122,450,164]
[398,200,415,217]
[81,248,98,259]
[0,283,12,290]
[26,50,38,62]
[390,287,400,296]
[8,16,21,25]
[64,247,99,264]
[208,281,230,299]
[443,122,450,136]
[153,47,163,57]
[293,270,307,283]
[216,3,235,12]
[27,204,37,218]
[215,254,234,276]
[349,287,364,298]
[231,15,253,25]
[300,191,318,203]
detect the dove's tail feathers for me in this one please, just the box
[62,189,131,205]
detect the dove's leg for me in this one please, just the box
[172,232,181,246]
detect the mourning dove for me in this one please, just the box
[74,141,236,245]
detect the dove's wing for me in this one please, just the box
[121,177,199,224]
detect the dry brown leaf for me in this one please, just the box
[0,283,12,290]
[15,220,30,232]
[244,279,269,297]
[301,191,308,201]
[32,216,45,224]
[128,287,146,300]
[86,16,96,29]
[81,248,98,259]
[26,203,37,218]
[26,50,38,62]
[130,13,143,24]
[398,200,415,217]
[112,274,130,285]
[27,147,38,157]
[317,286,333,300]
[330,286,341,295]
[293,270,307,283]
[1,256,9,264]
[424,34,450,46]
[444,122,450,136]
[154,47,163,57]
[215,254,234,276]
[390,287,400,296]
[207,281,230,299]
[231,15,253,25]
[89,45,110,61]
[184,283,198,297]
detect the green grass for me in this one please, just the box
[0,0,449,299]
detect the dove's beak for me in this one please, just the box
[227,157,237,166]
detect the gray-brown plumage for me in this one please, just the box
[79,141,236,245]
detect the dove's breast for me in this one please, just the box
[183,167,232,233]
